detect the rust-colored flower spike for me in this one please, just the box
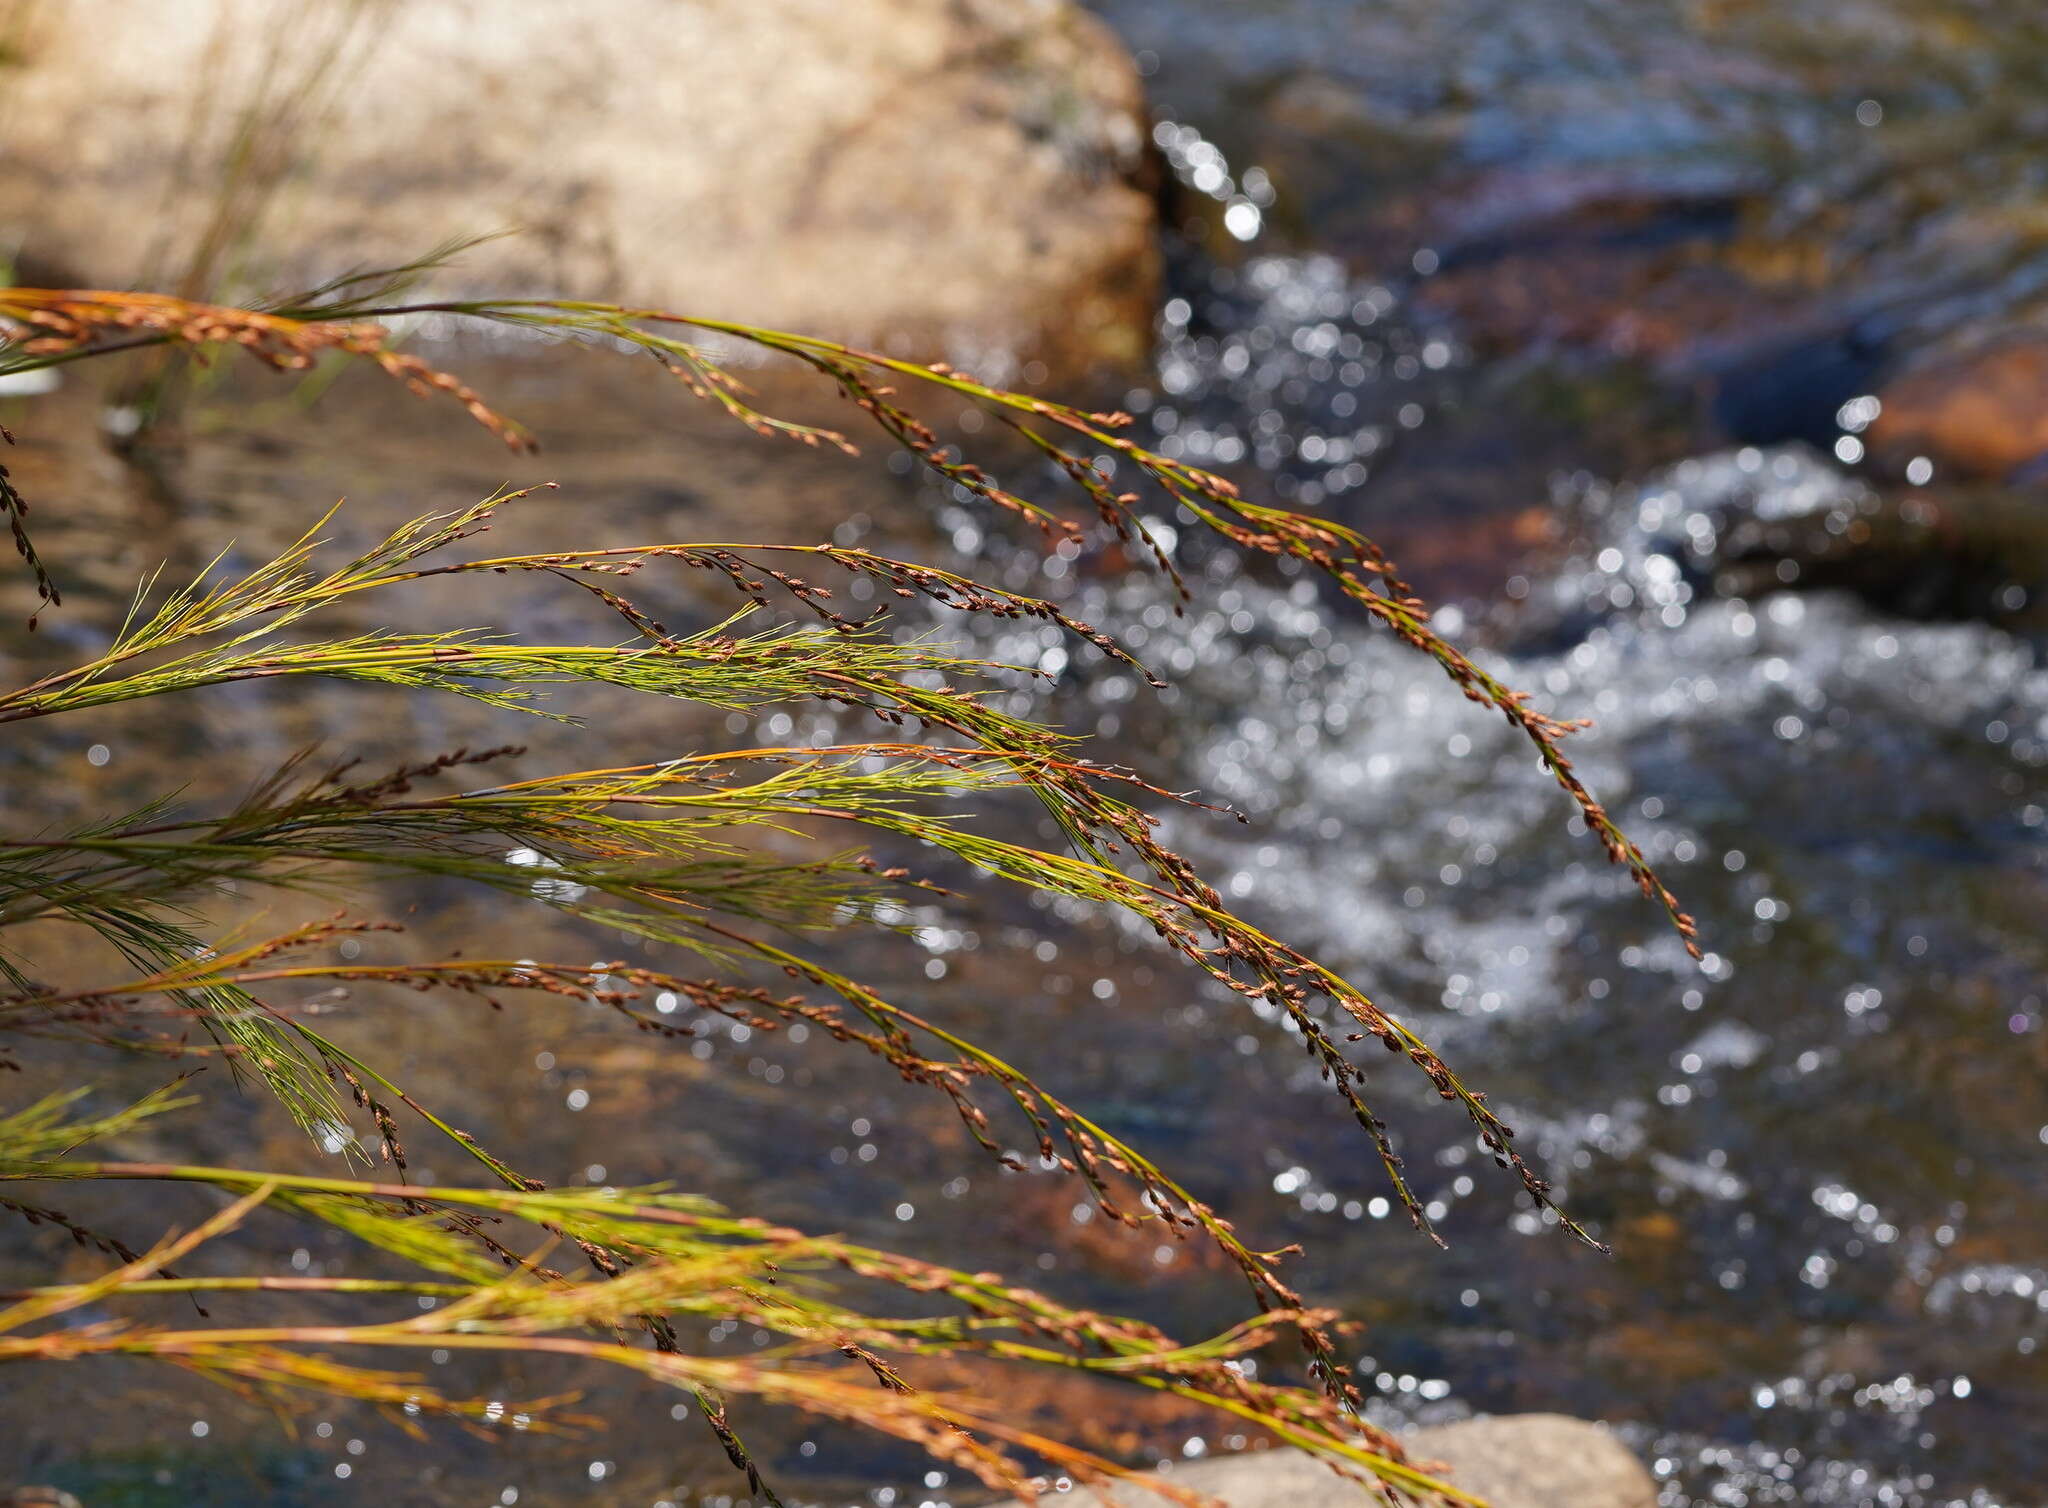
[0,424,59,627]
[0,270,1700,1507]
[1,284,1697,959]
[0,289,533,452]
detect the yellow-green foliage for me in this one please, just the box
[0,274,1693,1505]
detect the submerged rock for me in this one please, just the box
[982,1415,1657,1507]
[1403,1416,1658,1508]
[0,0,1158,378]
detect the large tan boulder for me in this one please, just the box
[982,1415,1658,1508]
[0,0,1158,376]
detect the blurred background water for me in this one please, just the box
[2,3,2044,1506]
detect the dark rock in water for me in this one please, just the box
[981,1414,1657,1507]
[1701,316,1895,448]
[1429,165,1760,273]
[1717,484,2048,631]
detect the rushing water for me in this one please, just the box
[942,245,2048,1507]
[6,5,2047,1507]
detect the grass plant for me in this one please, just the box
[0,270,1694,1505]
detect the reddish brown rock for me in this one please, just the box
[1868,342,2048,480]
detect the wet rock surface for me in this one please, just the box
[0,0,1158,376]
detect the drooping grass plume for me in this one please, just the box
[0,491,1594,1248]
[0,283,1697,949]
[0,422,58,626]
[0,1091,1496,1506]
[0,268,1704,1504]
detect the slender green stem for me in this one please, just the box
[0,1276,470,1299]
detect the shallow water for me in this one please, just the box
[5,4,2047,1506]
